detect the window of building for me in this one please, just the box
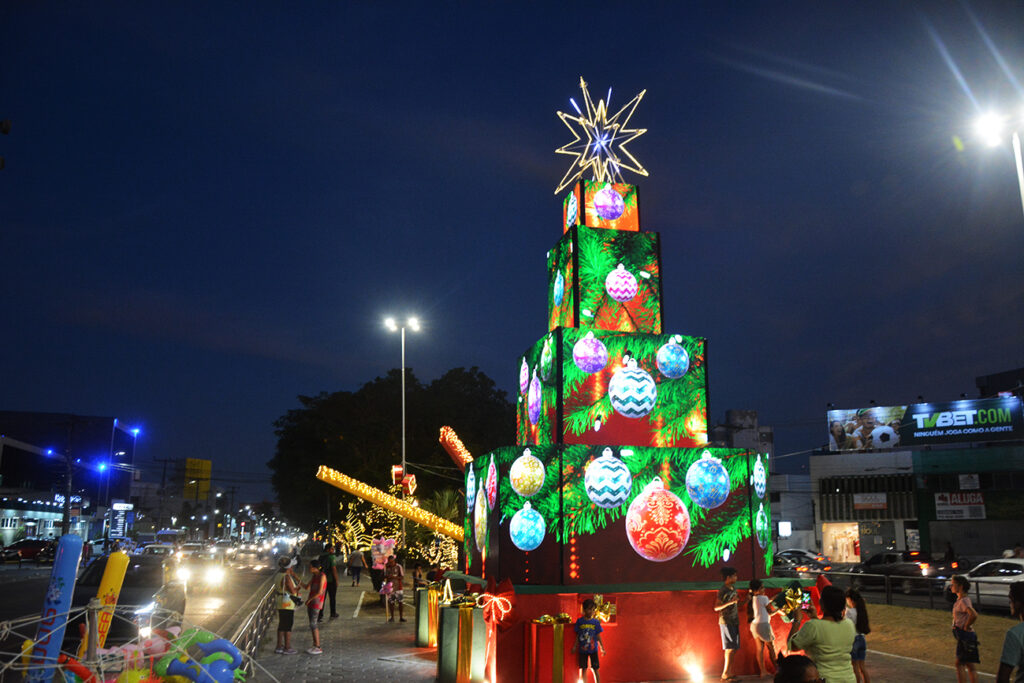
[0,517,19,529]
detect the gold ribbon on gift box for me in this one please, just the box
[427,585,440,648]
[531,614,572,682]
[456,603,475,683]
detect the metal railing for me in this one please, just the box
[230,579,278,675]
[821,570,1008,612]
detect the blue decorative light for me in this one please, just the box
[685,451,730,510]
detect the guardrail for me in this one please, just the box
[230,579,278,675]
[823,571,948,609]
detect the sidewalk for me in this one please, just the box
[252,579,437,682]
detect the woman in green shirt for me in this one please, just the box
[788,585,857,683]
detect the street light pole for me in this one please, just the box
[1012,130,1024,220]
[974,112,1024,220]
[384,315,420,551]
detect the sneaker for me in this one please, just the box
[400,618,407,622]
[306,647,323,655]
[274,647,284,654]
[282,648,298,655]
[330,614,339,619]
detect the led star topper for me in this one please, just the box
[554,77,649,194]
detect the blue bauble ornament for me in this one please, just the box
[753,455,767,499]
[466,465,477,515]
[553,271,565,307]
[685,450,730,510]
[510,502,545,551]
[565,192,578,228]
[585,447,633,508]
[608,358,657,418]
[573,332,608,374]
[656,336,690,379]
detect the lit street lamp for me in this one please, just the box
[384,315,421,550]
[974,111,1024,219]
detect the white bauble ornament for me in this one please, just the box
[473,481,488,553]
[608,358,657,418]
[753,455,767,499]
[584,448,632,508]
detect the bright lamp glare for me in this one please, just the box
[384,317,398,332]
[407,317,420,331]
[975,112,1006,147]
[685,663,705,682]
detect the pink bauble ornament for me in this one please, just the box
[605,263,638,302]
[573,332,608,374]
[519,358,529,394]
[527,370,542,425]
[625,478,691,562]
[486,457,497,510]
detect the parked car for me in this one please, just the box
[68,554,186,645]
[943,558,1024,608]
[3,539,50,561]
[772,553,830,579]
[850,550,951,594]
[777,548,832,566]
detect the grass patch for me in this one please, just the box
[868,603,1016,675]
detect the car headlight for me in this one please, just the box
[176,567,191,582]
[205,567,225,585]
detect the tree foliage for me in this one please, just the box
[268,366,514,528]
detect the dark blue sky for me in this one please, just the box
[3,2,1023,501]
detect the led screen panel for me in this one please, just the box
[562,329,707,448]
[562,181,640,233]
[547,232,576,331]
[574,226,661,334]
[515,333,560,447]
[826,397,1024,451]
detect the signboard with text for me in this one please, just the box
[827,397,1023,452]
[935,492,986,520]
[853,493,887,510]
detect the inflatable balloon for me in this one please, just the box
[79,550,130,657]
[27,534,83,683]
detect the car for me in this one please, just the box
[211,539,237,559]
[231,548,264,570]
[3,539,50,561]
[140,543,177,557]
[68,554,186,645]
[777,548,832,566]
[850,550,952,594]
[175,552,228,593]
[772,553,831,579]
[174,542,206,561]
[943,558,1024,608]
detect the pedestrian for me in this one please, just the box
[774,654,822,683]
[347,546,367,586]
[412,563,427,589]
[571,597,606,683]
[427,562,443,582]
[384,555,406,622]
[748,578,779,677]
[997,582,1024,682]
[302,559,327,655]
[787,585,856,683]
[274,556,299,655]
[951,574,980,683]
[845,589,871,683]
[318,543,339,621]
[714,566,744,682]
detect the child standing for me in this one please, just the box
[951,574,980,683]
[845,588,871,683]
[747,578,778,677]
[572,598,606,683]
[714,566,744,682]
[302,560,326,655]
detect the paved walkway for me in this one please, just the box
[250,580,994,682]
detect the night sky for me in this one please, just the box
[3,2,1023,502]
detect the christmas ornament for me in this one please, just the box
[527,370,542,425]
[685,451,730,510]
[519,358,529,394]
[584,448,632,508]
[539,336,555,382]
[509,502,545,551]
[756,503,770,548]
[474,481,488,553]
[594,186,625,220]
[466,465,477,514]
[625,478,691,562]
[605,263,638,302]
[510,448,545,498]
[753,454,767,499]
[486,456,498,510]
[608,358,657,418]
[656,336,690,379]
[572,332,608,374]
[565,192,578,228]
[553,271,565,307]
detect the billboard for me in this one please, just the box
[183,458,212,501]
[827,397,1024,451]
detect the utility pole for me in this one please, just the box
[153,457,176,532]
[61,421,75,536]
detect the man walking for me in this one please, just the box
[318,543,339,621]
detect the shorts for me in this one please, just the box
[954,628,980,664]
[388,589,405,605]
[720,622,740,650]
[577,651,600,670]
[307,606,320,631]
[851,633,866,661]
[277,609,294,633]
[750,621,773,643]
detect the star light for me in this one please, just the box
[554,77,649,194]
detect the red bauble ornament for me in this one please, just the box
[625,478,691,562]
[486,457,498,510]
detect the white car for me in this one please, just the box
[945,558,1024,607]
[777,548,832,566]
